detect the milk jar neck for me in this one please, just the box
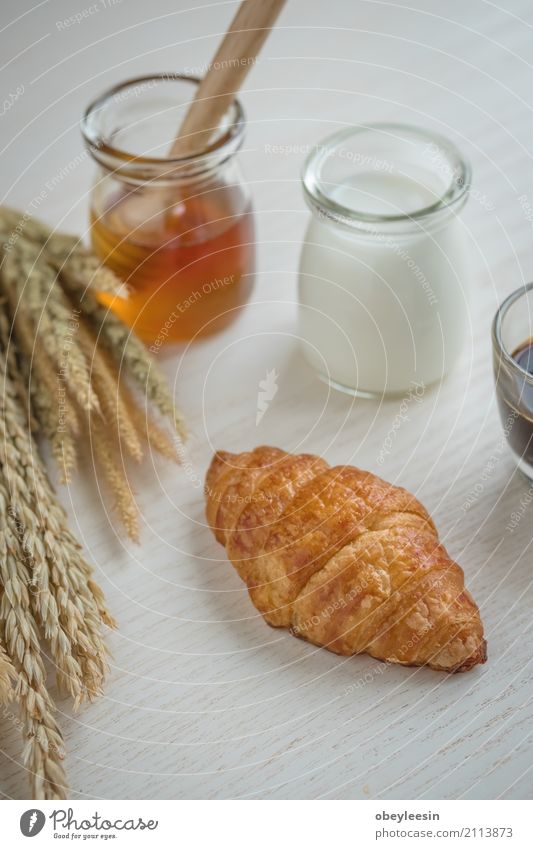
[302,123,471,238]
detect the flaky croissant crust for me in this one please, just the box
[205,446,487,673]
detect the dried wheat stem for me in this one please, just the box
[0,211,119,799]
[30,512,114,703]
[0,206,80,259]
[76,321,143,462]
[0,532,68,800]
[57,251,123,296]
[1,481,83,704]
[30,467,116,698]
[89,416,140,542]
[1,410,112,705]
[0,306,35,431]
[0,631,15,705]
[1,242,99,415]
[0,387,79,702]
[2,208,187,446]
[2,308,79,483]
[1,205,186,542]
[59,262,187,439]
[123,385,179,462]
[0,337,113,704]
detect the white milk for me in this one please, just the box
[298,127,471,396]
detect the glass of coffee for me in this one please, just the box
[492,283,533,479]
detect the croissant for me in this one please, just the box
[205,446,487,673]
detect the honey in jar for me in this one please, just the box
[82,74,255,345]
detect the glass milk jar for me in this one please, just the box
[298,124,471,396]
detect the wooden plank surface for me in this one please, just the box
[0,0,532,800]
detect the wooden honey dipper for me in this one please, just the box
[90,1,286,336]
[170,0,287,159]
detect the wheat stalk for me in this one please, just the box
[58,258,187,439]
[0,303,35,430]
[1,241,99,415]
[0,206,80,259]
[0,631,15,705]
[0,529,69,800]
[123,384,179,462]
[1,306,80,484]
[89,414,140,542]
[0,209,187,534]
[0,318,114,797]
[76,321,143,462]
[0,366,114,702]
[59,250,125,295]
[0,204,191,793]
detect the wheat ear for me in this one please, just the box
[58,261,187,439]
[0,344,112,705]
[89,415,140,542]
[0,531,68,800]
[122,384,179,462]
[0,206,80,258]
[76,321,143,462]
[1,241,99,415]
[2,305,80,483]
[0,631,15,705]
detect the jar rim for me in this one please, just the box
[301,123,471,233]
[81,73,246,180]
[492,282,533,384]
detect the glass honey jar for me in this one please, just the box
[81,74,255,345]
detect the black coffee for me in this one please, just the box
[497,339,533,464]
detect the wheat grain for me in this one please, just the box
[1,369,83,692]
[2,207,186,441]
[0,632,15,705]
[0,531,69,800]
[0,305,35,430]
[1,305,80,482]
[1,368,113,701]
[58,251,123,295]
[0,206,80,259]
[0,209,125,798]
[123,385,179,462]
[89,416,140,542]
[2,207,188,512]
[1,242,99,415]
[59,260,187,439]
[76,321,143,462]
[0,334,114,795]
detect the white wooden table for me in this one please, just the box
[1,0,532,800]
